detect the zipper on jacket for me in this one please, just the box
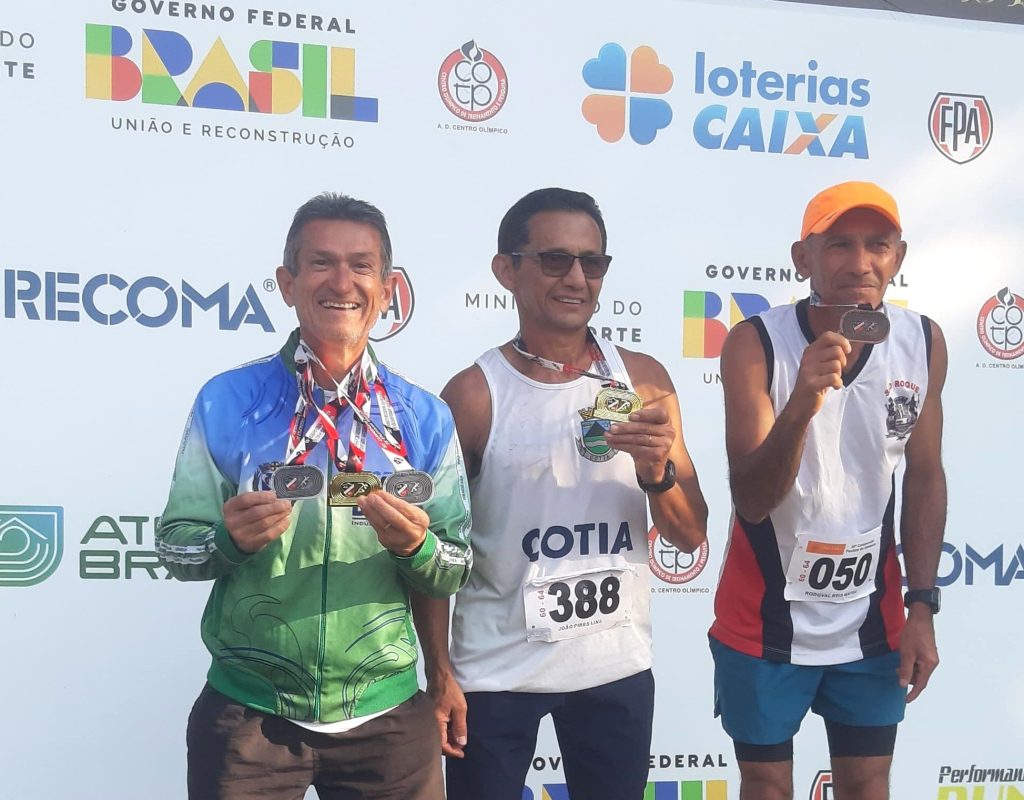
[313,463,332,721]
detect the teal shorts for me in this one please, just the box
[710,636,906,745]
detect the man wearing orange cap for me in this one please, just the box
[709,182,947,800]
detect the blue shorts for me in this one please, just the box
[710,637,906,746]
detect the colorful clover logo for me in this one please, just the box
[582,43,673,145]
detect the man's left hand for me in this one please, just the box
[357,490,429,557]
[604,407,676,485]
[897,608,939,703]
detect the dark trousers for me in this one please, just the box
[187,683,443,800]
[446,669,655,800]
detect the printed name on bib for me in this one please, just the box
[524,566,635,643]
[784,528,882,603]
[521,520,634,563]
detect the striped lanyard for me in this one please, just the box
[511,332,627,390]
[285,340,412,474]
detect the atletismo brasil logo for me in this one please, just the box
[2,269,274,331]
[0,506,63,587]
[582,43,673,145]
[929,93,992,165]
[693,53,870,158]
[370,266,414,341]
[438,40,508,122]
[85,24,378,122]
[977,287,1024,360]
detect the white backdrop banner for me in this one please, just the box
[1,1,1022,798]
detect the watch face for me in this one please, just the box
[905,588,940,613]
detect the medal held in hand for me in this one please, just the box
[382,470,434,505]
[840,308,890,344]
[328,472,382,506]
[591,387,643,422]
[272,465,324,499]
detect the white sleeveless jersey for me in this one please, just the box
[450,338,652,692]
[711,300,931,665]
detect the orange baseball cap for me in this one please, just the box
[801,181,901,239]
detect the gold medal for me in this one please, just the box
[591,388,642,422]
[328,472,382,506]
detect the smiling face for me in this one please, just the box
[493,210,606,335]
[276,219,395,358]
[792,207,907,309]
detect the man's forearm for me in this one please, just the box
[649,480,708,553]
[410,591,454,678]
[900,466,947,589]
[730,401,812,523]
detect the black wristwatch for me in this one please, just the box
[636,459,676,493]
[903,587,941,614]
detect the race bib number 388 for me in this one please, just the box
[524,567,634,643]
[784,528,882,604]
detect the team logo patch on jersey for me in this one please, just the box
[884,379,921,440]
[575,408,618,462]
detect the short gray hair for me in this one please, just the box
[282,192,393,278]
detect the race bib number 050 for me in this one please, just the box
[523,567,634,643]
[784,528,882,604]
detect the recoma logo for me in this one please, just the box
[2,270,274,331]
[0,506,63,587]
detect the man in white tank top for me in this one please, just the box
[711,182,948,800]
[413,188,708,800]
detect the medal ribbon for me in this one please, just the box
[285,340,413,474]
[511,332,627,390]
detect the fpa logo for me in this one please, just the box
[682,290,769,358]
[0,506,63,587]
[809,770,835,800]
[438,40,508,122]
[929,93,993,164]
[370,266,415,341]
[581,43,673,145]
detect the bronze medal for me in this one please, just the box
[328,472,382,506]
[840,309,890,343]
[382,470,434,505]
[591,388,643,422]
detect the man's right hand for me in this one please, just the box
[222,491,293,554]
[427,670,469,758]
[791,331,852,419]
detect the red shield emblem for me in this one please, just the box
[929,93,993,164]
[809,770,834,800]
[371,266,415,342]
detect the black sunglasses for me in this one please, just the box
[509,251,613,279]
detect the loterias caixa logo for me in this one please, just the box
[85,23,378,124]
[0,506,63,587]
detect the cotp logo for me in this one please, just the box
[809,770,834,800]
[370,266,415,341]
[438,40,508,122]
[929,93,992,164]
[0,506,63,587]
[682,290,769,358]
[977,287,1024,360]
[581,43,672,145]
[648,526,709,584]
